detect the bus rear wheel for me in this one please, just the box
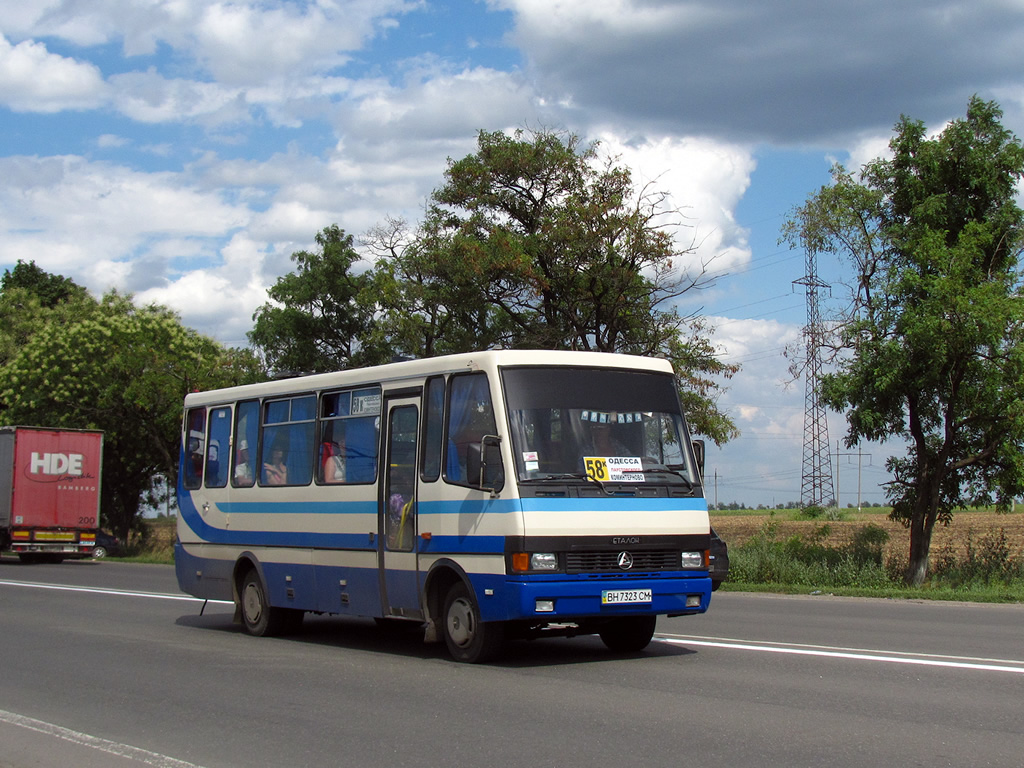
[240,570,302,637]
[598,616,656,653]
[442,581,504,663]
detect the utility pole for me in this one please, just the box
[794,249,835,509]
[834,442,872,512]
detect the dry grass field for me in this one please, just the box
[711,510,1024,565]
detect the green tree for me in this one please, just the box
[365,128,738,443]
[249,225,387,374]
[1,259,89,308]
[783,98,1024,585]
[0,261,94,369]
[0,292,263,540]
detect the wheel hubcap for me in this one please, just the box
[447,598,474,648]
[243,583,262,624]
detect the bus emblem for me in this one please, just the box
[617,552,634,570]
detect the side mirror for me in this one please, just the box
[691,439,705,481]
[467,435,504,494]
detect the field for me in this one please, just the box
[711,509,1024,565]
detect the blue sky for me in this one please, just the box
[3,0,1024,507]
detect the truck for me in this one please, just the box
[0,426,103,563]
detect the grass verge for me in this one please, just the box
[722,516,1024,603]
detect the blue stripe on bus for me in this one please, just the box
[178,486,707,550]
[519,496,707,513]
[178,490,507,552]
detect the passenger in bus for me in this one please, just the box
[234,440,255,486]
[264,445,288,485]
[585,420,632,457]
[321,428,346,483]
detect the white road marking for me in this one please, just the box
[0,709,207,768]
[0,579,233,604]
[6,578,1021,675]
[657,633,1024,674]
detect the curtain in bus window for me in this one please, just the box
[446,373,495,484]
[261,395,315,486]
[344,417,378,483]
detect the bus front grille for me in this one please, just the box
[565,549,679,574]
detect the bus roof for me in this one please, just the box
[184,349,674,407]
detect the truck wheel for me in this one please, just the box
[442,581,504,663]
[599,616,656,653]
[239,570,301,637]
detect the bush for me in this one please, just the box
[729,517,892,589]
[930,528,1024,588]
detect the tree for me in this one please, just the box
[365,128,738,443]
[0,261,94,369]
[783,97,1024,585]
[1,259,89,308]
[249,225,388,374]
[0,291,264,540]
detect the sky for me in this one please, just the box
[3,0,1024,508]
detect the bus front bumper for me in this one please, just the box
[478,573,712,622]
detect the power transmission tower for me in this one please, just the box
[794,249,835,508]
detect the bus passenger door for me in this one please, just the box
[378,396,422,619]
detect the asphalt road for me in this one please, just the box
[1,555,1022,768]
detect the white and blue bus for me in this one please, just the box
[176,350,713,662]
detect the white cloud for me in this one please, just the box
[341,65,537,142]
[0,35,107,111]
[596,133,755,274]
[0,153,249,287]
[109,71,246,124]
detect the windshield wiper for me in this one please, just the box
[641,463,695,491]
[530,472,613,494]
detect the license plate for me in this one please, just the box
[601,588,652,605]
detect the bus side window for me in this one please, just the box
[183,408,206,490]
[445,373,496,485]
[261,395,316,486]
[232,400,259,487]
[421,376,445,482]
[205,406,231,488]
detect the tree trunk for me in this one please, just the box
[903,472,941,586]
[904,515,932,586]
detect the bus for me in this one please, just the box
[175,350,713,662]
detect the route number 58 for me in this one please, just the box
[585,457,608,481]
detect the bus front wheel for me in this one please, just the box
[598,616,656,653]
[442,582,504,663]
[240,570,302,637]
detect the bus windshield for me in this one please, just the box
[501,366,699,487]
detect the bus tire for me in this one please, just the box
[240,570,299,637]
[598,616,656,653]
[442,581,504,663]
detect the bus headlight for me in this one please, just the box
[530,553,558,571]
[512,552,559,572]
[680,551,705,569]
